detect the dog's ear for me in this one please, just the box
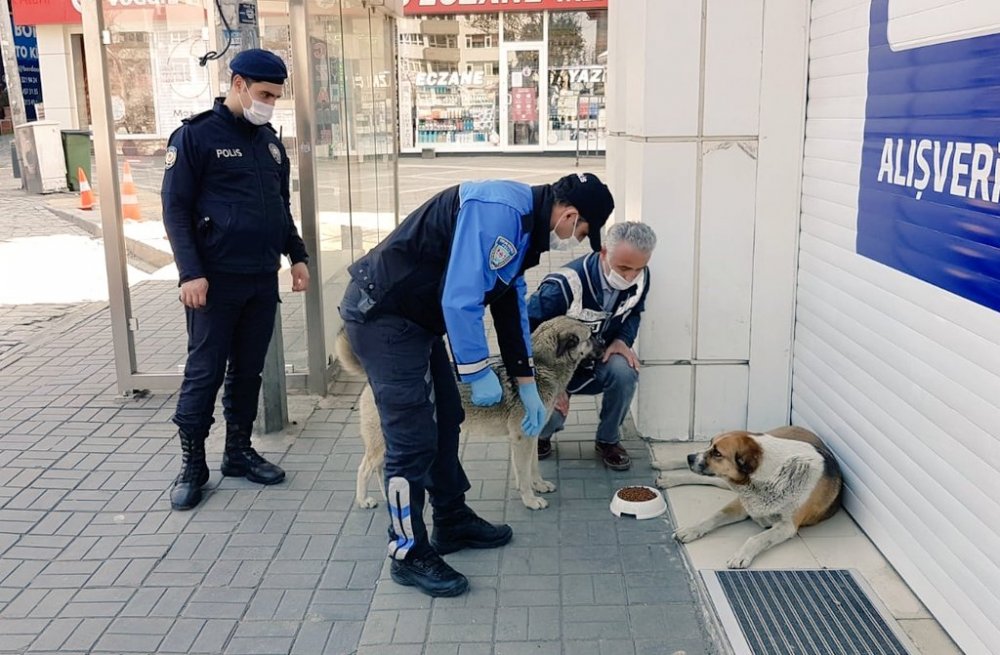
[556,333,580,358]
[734,439,762,477]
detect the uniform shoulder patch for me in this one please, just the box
[268,142,282,165]
[489,236,518,270]
[164,146,177,170]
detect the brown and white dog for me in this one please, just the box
[652,426,843,568]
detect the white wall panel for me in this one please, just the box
[703,0,763,136]
[637,365,692,441]
[696,142,756,359]
[635,142,698,362]
[640,1,702,137]
[798,1,1000,652]
[694,365,749,437]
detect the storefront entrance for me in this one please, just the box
[501,44,544,150]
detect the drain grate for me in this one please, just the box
[703,569,914,655]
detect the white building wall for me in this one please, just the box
[36,25,80,130]
[796,2,1000,653]
[607,0,809,439]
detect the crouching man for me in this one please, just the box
[527,222,656,470]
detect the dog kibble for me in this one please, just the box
[617,486,657,503]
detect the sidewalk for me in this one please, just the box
[0,173,714,654]
[0,154,958,654]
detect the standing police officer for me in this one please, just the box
[162,49,310,511]
[340,173,614,597]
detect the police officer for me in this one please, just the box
[161,49,310,511]
[340,173,614,597]
[528,221,656,470]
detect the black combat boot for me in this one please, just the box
[430,505,513,555]
[170,430,209,511]
[390,550,469,597]
[220,423,285,485]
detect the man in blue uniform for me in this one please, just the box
[161,49,310,511]
[528,221,656,471]
[340,173,614,597]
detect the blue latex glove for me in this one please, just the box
[518,381,547,438]
[469,369,503,407]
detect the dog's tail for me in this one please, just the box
[334,328,366,376]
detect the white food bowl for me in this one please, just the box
[609,485,667,520]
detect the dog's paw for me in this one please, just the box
[356,497,379,509]
[521,495,549,510]
[726,553,753,569]
[672,526,704,543]
[655,473,684,489]
[532,479,556,493]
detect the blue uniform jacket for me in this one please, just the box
[528,252,650,388]
[161,98,308,283]
[347,180,557,382]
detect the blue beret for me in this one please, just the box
[230,49,287,85]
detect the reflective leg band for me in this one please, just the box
[387,476,414,560]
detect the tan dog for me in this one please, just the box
[335,316,599,511]
[652,426,843,568]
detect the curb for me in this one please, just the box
[43,202,175,271]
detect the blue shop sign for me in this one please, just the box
[857,0,1000,312]
[11,21,41,121]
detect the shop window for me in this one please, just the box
[547,10,608,150]
[503,12,543,42]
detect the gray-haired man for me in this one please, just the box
[526,222,656,470]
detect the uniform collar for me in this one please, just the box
[520,184,554,271]
[213,96,259,132]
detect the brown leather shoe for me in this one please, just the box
[537,438,552,460]
[595,441,631,471]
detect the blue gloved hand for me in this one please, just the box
[469,369,503,407]
[518,381,547,438]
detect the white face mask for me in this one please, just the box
[549,216,581,251]
[603,258,641,291]
[239,81,274,126]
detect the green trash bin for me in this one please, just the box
[61,129,92,192]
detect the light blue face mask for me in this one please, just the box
[549,216,581,251]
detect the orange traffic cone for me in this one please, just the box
[78,167,94,210]
[121,160,141,221]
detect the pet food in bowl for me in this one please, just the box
[609,485,667,520]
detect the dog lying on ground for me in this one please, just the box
[652,426,843,568]
[335,316,599,511]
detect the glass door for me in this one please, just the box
[500,45,545,150]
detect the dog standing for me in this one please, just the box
[336,316,598,511]
[653,426,843,568]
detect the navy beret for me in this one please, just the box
[230,49,287,85]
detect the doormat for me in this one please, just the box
[702,569,915,655]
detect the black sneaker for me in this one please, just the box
[537,438,553,460]
[431,509,513,555]
[390,551,469,597]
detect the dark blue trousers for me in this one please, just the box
[341,283,469,559]
[173,273,279,438]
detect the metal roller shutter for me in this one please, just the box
[796,1,1000,653]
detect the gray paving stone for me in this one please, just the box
[158,618,205,653]
[496,642,564,655]
[190,618,237,653]
[26,617,82,652]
